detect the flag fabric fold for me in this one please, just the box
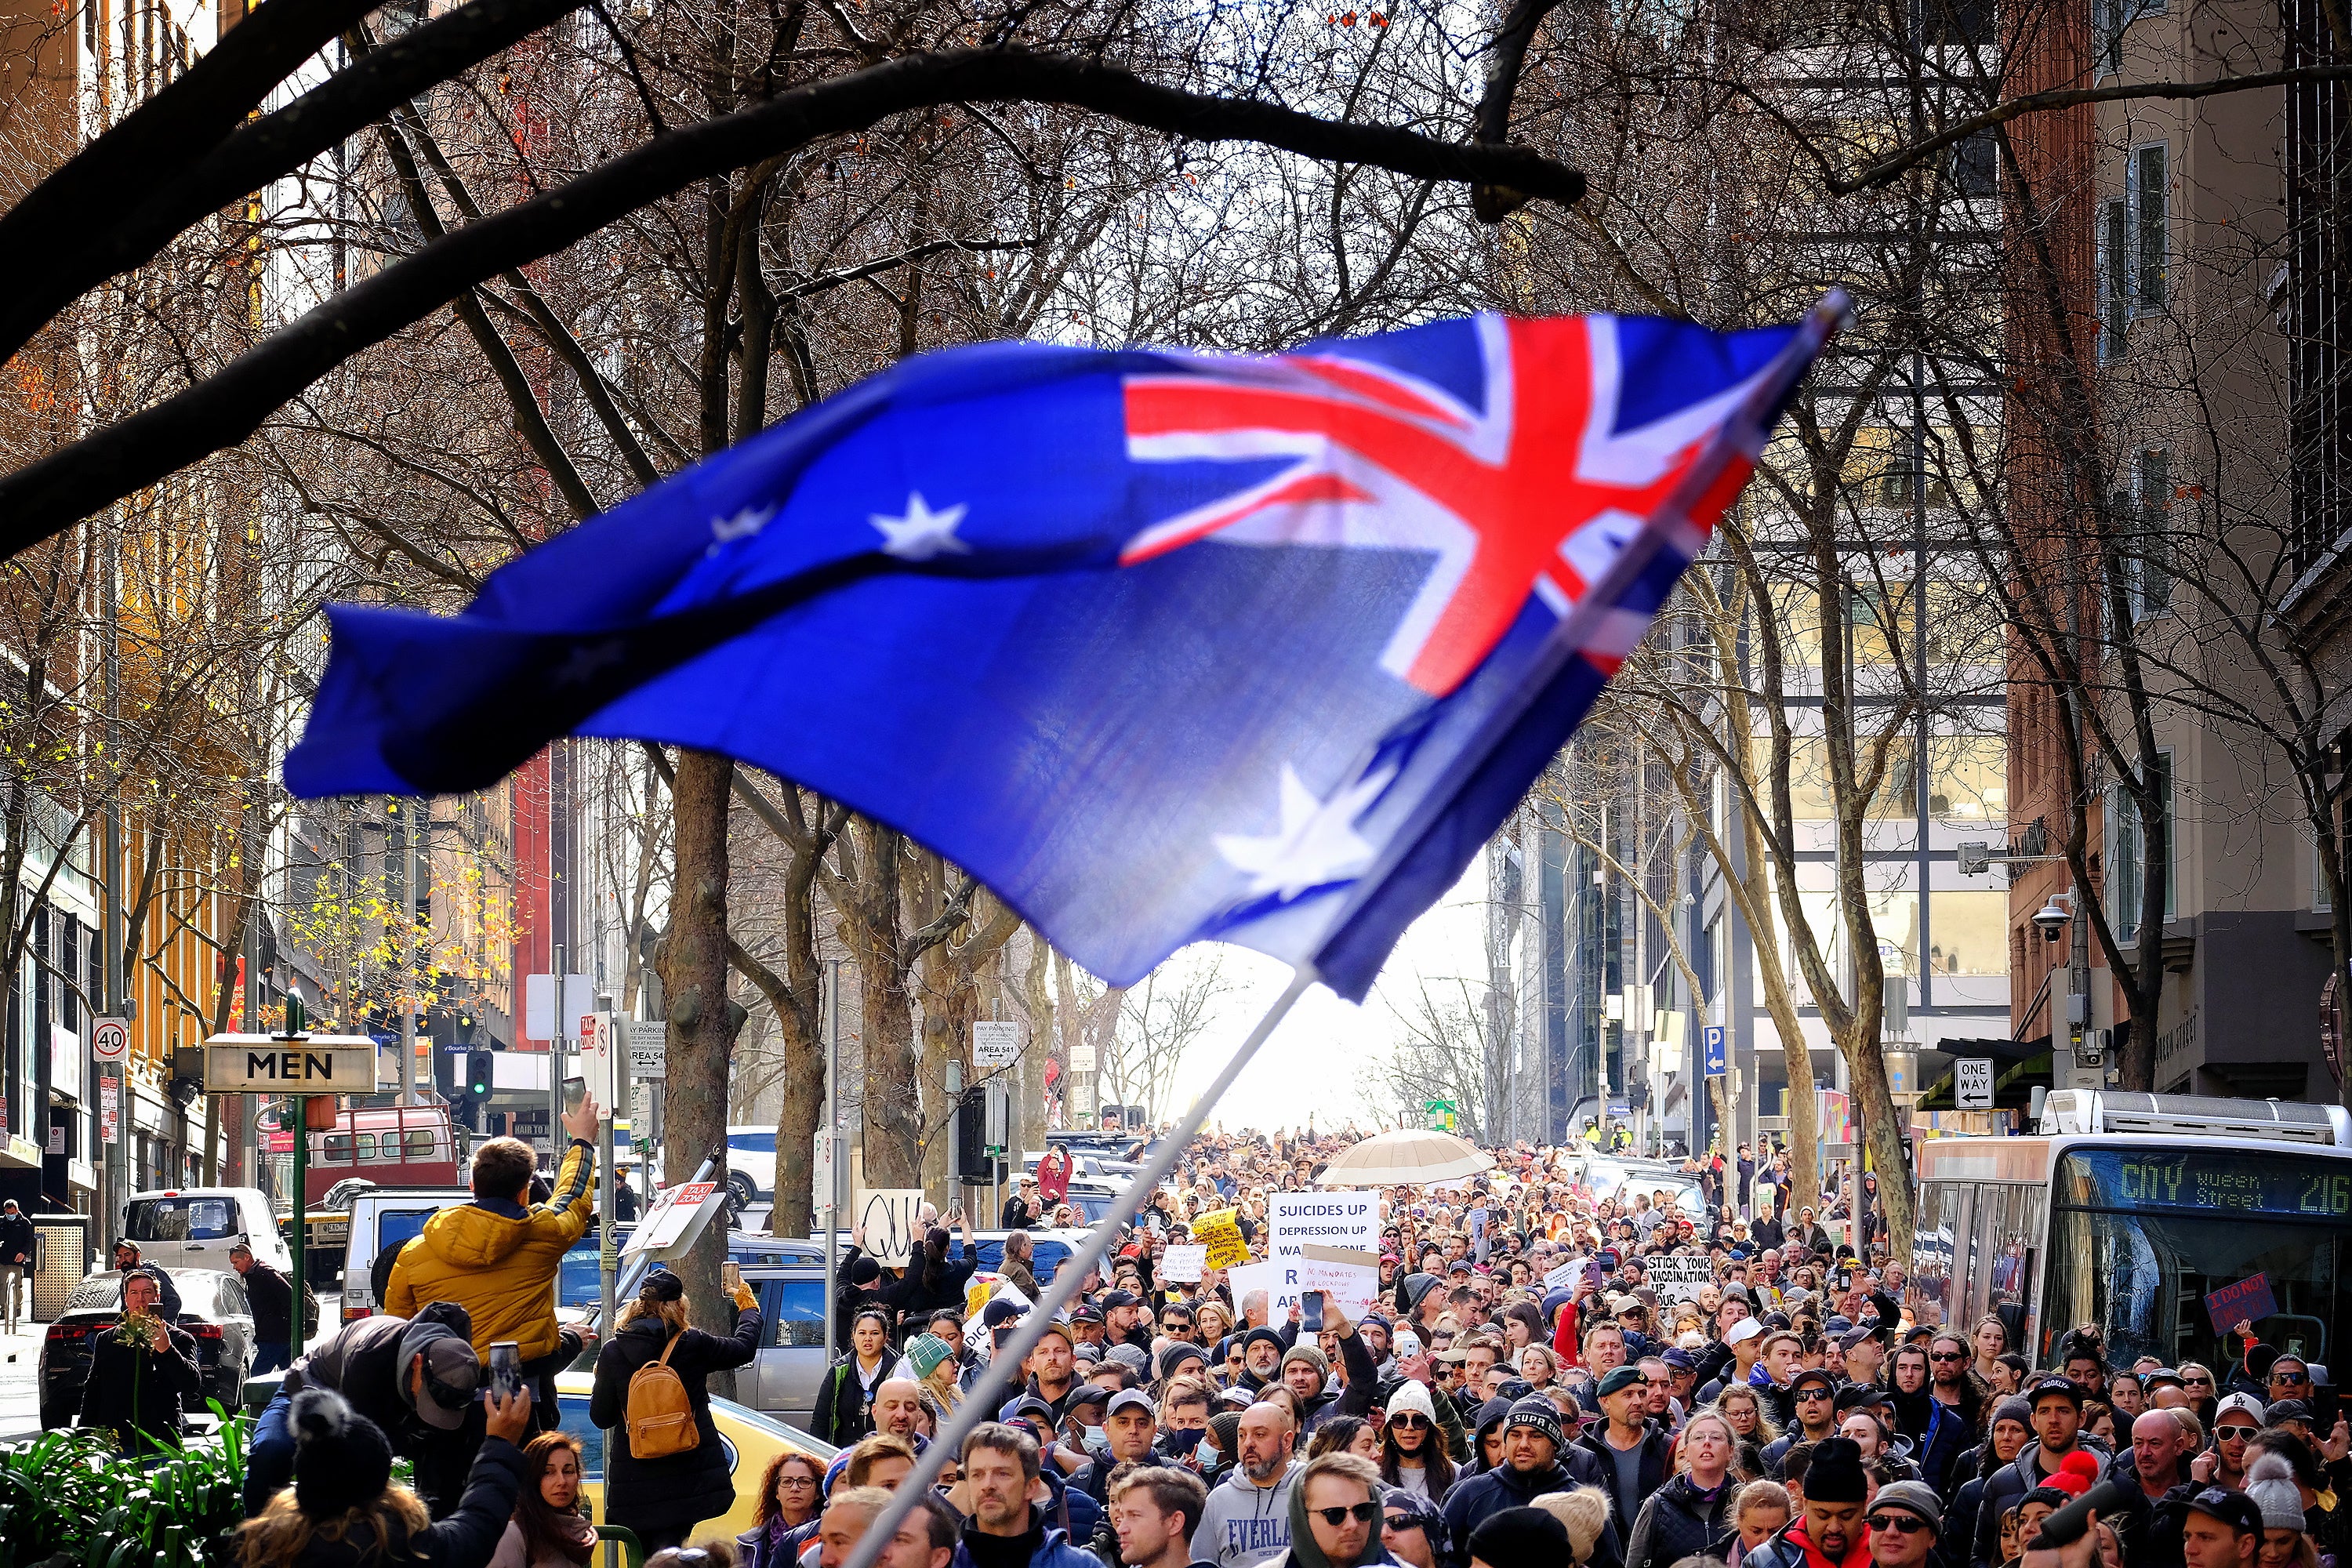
[286,302,1839,1000]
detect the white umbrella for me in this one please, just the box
[1316,1127,1494,1187]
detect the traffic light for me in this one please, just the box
[466,1050,494,1098]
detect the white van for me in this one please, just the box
[337,1186,473,1325]
[122,1187,291,1274]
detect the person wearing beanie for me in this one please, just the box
[587,1265,762,1554]
[1280,1301,1380,1436]
[1443,1393,1617,1568]
[1205,1409,1247,1484]
[1944,1398,2036,1568]
[1225,1325,1278,1392]
[1866,1481,1940,1568]
[1378,1379,1457,1503]
[1465,1504,1573,1568]
[237,1383,532,1568]
[833,1249,886,1356]
[1743,1436,1872,1568]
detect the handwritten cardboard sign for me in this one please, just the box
[2205,1272,2278,1333]
[1193,1208,1249,1269]
[1160,1243,1207,1283]
[853,1187,925,1268]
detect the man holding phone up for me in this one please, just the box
[1279,1294,1379,1436]
[387,1091,603,1428]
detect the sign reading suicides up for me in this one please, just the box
[1268,1191,1377,1263]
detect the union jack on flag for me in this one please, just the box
[287,299,1840,999]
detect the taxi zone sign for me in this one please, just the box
[204,1033,383,1094]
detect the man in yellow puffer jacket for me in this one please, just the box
[386,1093,601,1381]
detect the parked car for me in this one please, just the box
[552,1367,835,1532]
[724,1126,779,1214]
[735,1263,833,1427]
[40,1267,255,1431]
[122,1187,290,1274]
[336,1185,473,1325]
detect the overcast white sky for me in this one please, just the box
[1160,857,1492,1134]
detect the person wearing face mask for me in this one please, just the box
[1079,1390,1167,1508]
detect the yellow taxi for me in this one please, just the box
[551,1370,839,1535]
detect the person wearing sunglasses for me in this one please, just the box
[2194,1392,2267,1490]
[1866,1482,1942,1568]
[1379,1487,1450,1568]
[1378,1380,1459,1503]
[1260,1452,1385,1568]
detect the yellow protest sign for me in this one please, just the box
[1193,1207,1249,1269]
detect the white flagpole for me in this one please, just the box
[838,965,1319,1568]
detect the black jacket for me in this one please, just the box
[877,1247,978,1321]
[1443,1454,1621,1568]
[1624,1472,1734,1568]
[1973,1445,2110,1568]
[78,1317,204,1454]
[242,1259,296,1345]
[0,1209,32,1267]
[284,1434,525,1568]
[266,1305,488,1520]
[813,1352,891,1446]
[1577,1421,1676,1537]
[588,1305,762,1537]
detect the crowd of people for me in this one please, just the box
[60,1109,2352,1568]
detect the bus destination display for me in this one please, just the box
[2063,1149,2352,1218]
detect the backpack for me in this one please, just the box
[626,1330,700,1459]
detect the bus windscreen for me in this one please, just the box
[2050,1146,2352,1372]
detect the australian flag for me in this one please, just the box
[285,299,1840,1001]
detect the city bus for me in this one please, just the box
[259,1102,464,1206]
[1911,1091,2352,1374]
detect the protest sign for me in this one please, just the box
[2205,1272,2278,1333]
[1160,1243,1207,1283]
[1646,1253,1715,1303]
[1193,1207,1249,1269]
[1297,1243,1382,1319]
[1228,1260,1283,1321]
[1544,1258,1583,1291]
[1268,1191,1377,1263]
[852,1187,924,1267]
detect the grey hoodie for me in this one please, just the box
[1196,1462,1300,1568]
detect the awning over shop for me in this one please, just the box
[1914,1036,2053,1111]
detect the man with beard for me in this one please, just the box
[1579,1365,1675,1539]
[1236,1328,1287,1395]
[1196,1402,1301,1568]
[1444,1395,1619,1568]
[1889,1341,1968,1493]
[1973,1377,2110,1568]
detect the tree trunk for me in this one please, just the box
[657,750,742,1347]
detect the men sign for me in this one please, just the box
[203,1033,381,1094]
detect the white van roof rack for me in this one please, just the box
[2038,1091,2352,1146]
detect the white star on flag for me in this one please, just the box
[1214,762,1396,901]
[710,504,775,544]
[872,492,971,561]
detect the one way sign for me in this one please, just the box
[1955,1057,1994,1110]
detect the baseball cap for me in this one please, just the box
[2266,1399,2314,1427]
[398,1327,481,1431]
[2181,1488,2263,1536]
[2215,1392,2267,1427]
[1069,1304,1104,1325]
[1791,1366,1837,1394]
[982,1298,1026,1328]
[1100,1289,1141,1310]
[2029,1374,2086,1406]
[1064,1383,1111,1412]
[1106,1388,1155,1419]
[1725,1317,1765,1346]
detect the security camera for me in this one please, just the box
[2032,895,2071,942]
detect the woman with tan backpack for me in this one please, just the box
[587,1265,761,1552]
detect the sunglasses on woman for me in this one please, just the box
[1311,1502,1383,1526]
[1388,1413,1431,1429]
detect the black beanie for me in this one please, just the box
[1465,1505,1570,1564]
[1806,1436,1869,1504]
[290,1387,394,1519]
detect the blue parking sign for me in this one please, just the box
[1703,1024,1728,1076]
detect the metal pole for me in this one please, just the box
[840,966,1317,1568]
[399,811,417,1107]
[599,1026,616,1345]
[821,959,840,1363]
[102,524,126,1244]
[552,942,567,1169]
